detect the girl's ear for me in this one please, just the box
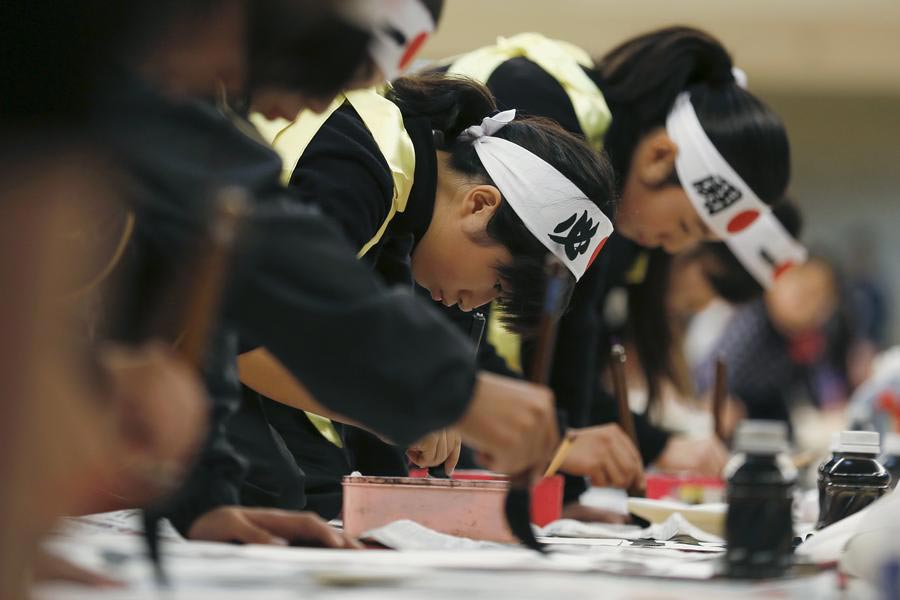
[459,184,503,236]
[633,129,679,187]
[460,184,502,216]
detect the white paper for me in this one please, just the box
[538,513,724,544]
[35,512,852,599]
[361,520,508,551]
[627,498,727,538]
[55,510,183,542]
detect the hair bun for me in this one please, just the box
[693,45,734,86]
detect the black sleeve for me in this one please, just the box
[231,201,476,444]
[633,411,672,466]
[164,329,247,534]
[95,78,477,530]
[486,58,585,138]
[288,104,394,253]
[476,338,521,379]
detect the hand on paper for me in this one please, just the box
[654,435,729,478]
[188,507,363,548]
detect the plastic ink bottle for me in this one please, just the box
[725,420,796,579]
[879,433,900,491]
[815,432,841,529]
[818,431,891,530]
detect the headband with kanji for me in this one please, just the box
[666,92,807,288]
[458,109,613,282]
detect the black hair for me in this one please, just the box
[246,0,373,99]
[246,0,444,100]
[421,0,445,24]
[387,74,617,334]
[699,198,803,303]
[625,249,693,407]
[596,26,790,205]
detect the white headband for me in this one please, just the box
[666,93,806,288]
[458,109,613,281]
[368,0,435,82]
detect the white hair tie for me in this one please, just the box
[458,109,516,142]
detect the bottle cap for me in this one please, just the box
[882,433,900,456]
[838,430,881,455]
[734,420,789,454]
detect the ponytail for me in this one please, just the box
[597,26,790,205]
[386,74,498,146]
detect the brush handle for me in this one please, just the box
[427,312,486,479]
[469,311,486,357]
[610,344,645,498]
[527,259,568,386]
[506,257,569,553]
[610,344,637,445]
[713,357,728,442]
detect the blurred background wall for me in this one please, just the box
[421,0,899,344]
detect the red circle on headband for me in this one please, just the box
[774,261,795,280]
[398,32,429,71]
[726,210,760,233]
[587,236,609,269]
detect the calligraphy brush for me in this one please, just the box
[143,188,248,586]
[505,256,569,552]
[428,312,486,479]
[610,344,644,497]
[712,356,728,442]
[543,430,577,478]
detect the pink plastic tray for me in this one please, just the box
[342,474,562,543]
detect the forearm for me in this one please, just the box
[237,347,368,431]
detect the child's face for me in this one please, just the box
[412,181,511,313]
[766,260,838,335]
[616,182,712,253]
[615,130,717,253]
[251,87,332,121]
